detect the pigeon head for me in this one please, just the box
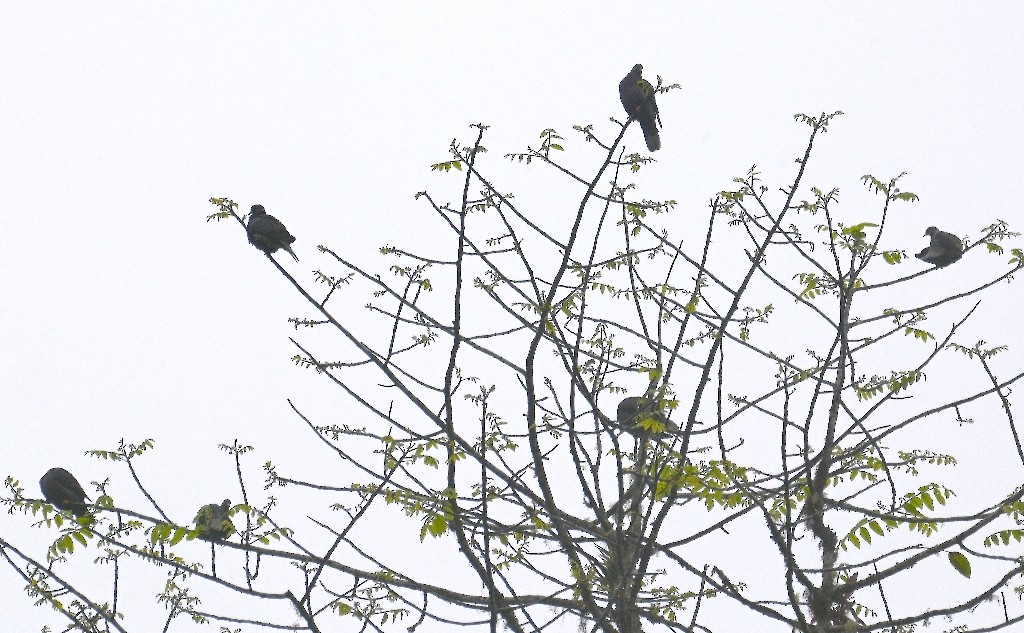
[924,226,938,237]
[250,204,266,216]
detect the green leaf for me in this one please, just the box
[982,529,1024,547]
[842,222,878,241]
[430,161,463,173]
[904,327,934,342]
[948,551,971,578]
[843,222,878,234]
[421,513,448,541]
[920,492,934,511]
[860,175,889,195]
[150,523,173,544]
[881,250,903,265]
[169,527,187,546]
[529,514,550,530]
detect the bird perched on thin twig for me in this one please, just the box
[247,204,299,261]
[619,64,662,152]
[615,396,678,436]
[39,467,90,517]
[915,226,963,268]
[194,499,234,541]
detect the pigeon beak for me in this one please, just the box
[922,230,928,237]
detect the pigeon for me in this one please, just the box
[915,226,963,268]
[615,396,678,436]
[39,467,90,517]
[194,499,234,541]
[247,204,299,262]
[618,64,662,152]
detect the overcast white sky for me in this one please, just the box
[3,3,1024,630]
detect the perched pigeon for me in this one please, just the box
[915,226,963,268]
[194,499,234,541]
[39,467,90,517]
[619,64,662,152]
[247,204,299,262]
[615,396,678,436]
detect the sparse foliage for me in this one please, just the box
[4,105,1024,633]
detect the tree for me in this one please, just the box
[4,102,1024,632]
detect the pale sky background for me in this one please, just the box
[3,3,1024,631]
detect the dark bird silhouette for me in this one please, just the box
[39,468,90,517]
[247,204,299,261]
[619,64,662,152]
[915,226,963,268]
[615,396,678,436]
[194,499,234,541]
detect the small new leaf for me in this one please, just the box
[420,513,448,541]
[842,222,878,241]
[893,192,920,202]
[904,327,934,342]
[860,175,889,195]
[881,250,903,265]
[430,161,463,172]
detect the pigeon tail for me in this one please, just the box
[916,247,961,268]
[282,246,300,262]
[638,118,661,152]
[66,500,90,517]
